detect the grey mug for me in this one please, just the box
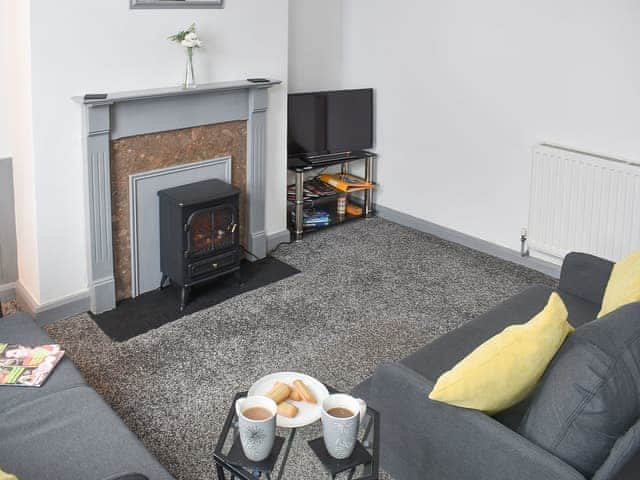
[321,393,367,459]
[235,396,277,462]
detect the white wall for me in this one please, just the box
[288,0,343,92]
[22,0,289,304]
[342,0,640,253]
[7,0,40,299]
[0,0,11,158]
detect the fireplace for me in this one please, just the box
[111,123,246,302]
[159,179,241,310]
[73,80,281,314]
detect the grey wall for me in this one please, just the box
[0,157,18,295]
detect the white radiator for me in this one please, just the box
[528,144,640,264]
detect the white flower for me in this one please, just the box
[181,39,202,48]
[185,32,198,42]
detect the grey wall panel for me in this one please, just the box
[86,116,117,314]
[0,157,18,286]
[111,90,249,140]
[130,157,232,296]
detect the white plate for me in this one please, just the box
[248,372,329,428]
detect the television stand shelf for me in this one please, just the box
[287,150,377,241]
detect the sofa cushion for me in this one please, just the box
[0,468,17,480]
[598,250,640,318]
[560,252,613,306]
[0,385,174,480]
[0,313,86,413]
[401,285,599,385]
[559,290,601,327]
[429,292,574,415]
[518,302,640,477]
[402,285,554,382]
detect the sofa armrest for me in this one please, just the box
[368,362,585,480]
[559,252,613,305]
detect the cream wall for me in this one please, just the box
[342,0,640,254]
[19,0,289,305]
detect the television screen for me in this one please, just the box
[287,93,327,156]
[288,89,373,157]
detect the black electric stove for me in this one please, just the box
[158,179,241,310]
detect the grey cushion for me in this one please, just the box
[1,313,57,344]
[0,313,87,413]
[593,419,640,480]
[559,252,614,305]
[0,313,174,480]
[558,289,601,327]
[0,386,174,480]
[519,302,640,477]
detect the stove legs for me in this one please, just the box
[180,286,191,311]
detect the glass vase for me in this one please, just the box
[183,48,196,89]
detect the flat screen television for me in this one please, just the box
[288,88,373,158]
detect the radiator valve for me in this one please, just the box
[521,228,530,257]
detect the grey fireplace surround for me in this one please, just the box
[73,80,281,314]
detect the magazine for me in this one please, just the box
[0,344,65,387]
[318,173,374,193]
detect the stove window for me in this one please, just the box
[187,204,236,257]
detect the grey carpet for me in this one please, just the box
[45,218,555,480]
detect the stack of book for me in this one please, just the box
[287,179,339,205]
[290,208,331,228]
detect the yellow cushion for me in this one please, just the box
[598,250,640,318]
[0,468,18,480]
[429,292,574,415]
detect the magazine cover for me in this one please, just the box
[318,173,374,193]
[0,344,65,387]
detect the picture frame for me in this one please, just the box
[130,0,223,9]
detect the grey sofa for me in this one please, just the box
[353,252,640,480]
[0,313,174,480]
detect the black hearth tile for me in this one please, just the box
[91,257,299,342]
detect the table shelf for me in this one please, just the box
[287,152,377,241]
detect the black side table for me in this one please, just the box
[287,151,377,242]
[214,389,380,480]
